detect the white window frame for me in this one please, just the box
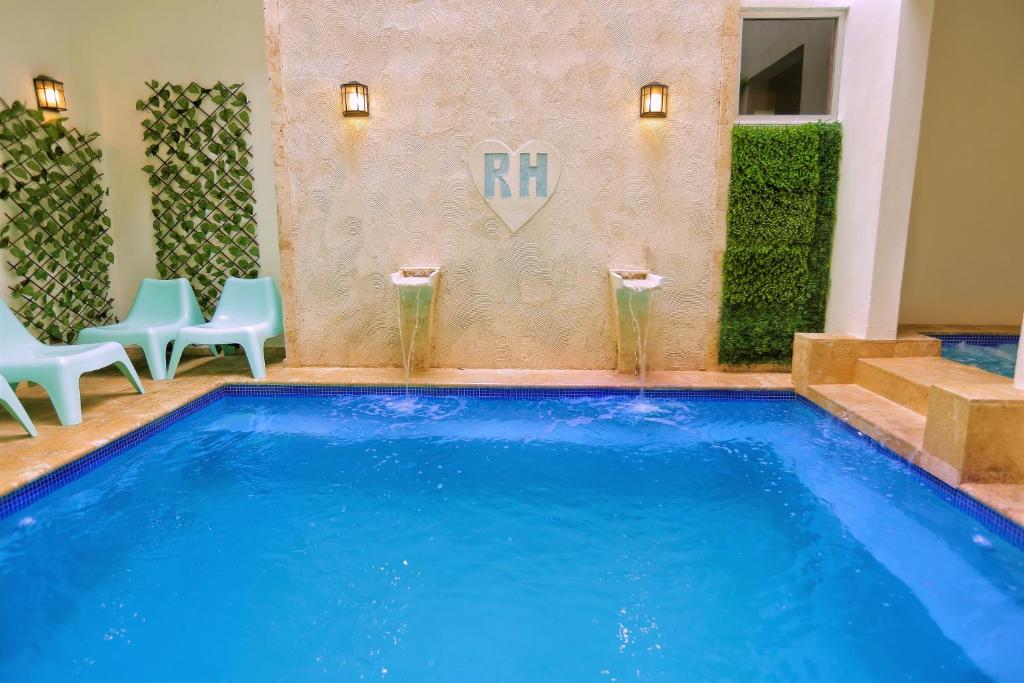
[736,7,847,125]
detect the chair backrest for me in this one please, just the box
[124,278,206,326]
[212,277,284,334]
[0,299,44,365]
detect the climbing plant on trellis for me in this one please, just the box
[0,99,115,343]
[137,81,259,316]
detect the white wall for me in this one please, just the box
[860,0,933,338]
[743,0,934,340]
[0,0,278,320]
[824,0,932,339]
[899,0,1024,327]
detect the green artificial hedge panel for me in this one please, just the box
[0,100,116,342]
[720,308,806,369]
[137,81,259,316]
[722,246,812,307]
[728,124,821,192]
[806,123,842,331]
[719,122,842,365]
[726,189,818,245]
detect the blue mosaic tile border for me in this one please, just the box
[796,396,1024,549]
[2,383,1022,551]
[927,333,1019,347]
[0,388,228,520]
[220,383,796,401]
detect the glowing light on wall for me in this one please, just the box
[341,81,369,117]
[34,76,66,112]
[640,82,668,117]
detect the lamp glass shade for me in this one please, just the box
[341,82,369,116]
[640,82,668,117]
[34,76,67,112]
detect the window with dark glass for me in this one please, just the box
[739,17,838,117]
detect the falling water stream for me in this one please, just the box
[626,284,651,403]
[397,287,425,396]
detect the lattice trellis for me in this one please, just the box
[0,99,115,343]
[137,81,260,316]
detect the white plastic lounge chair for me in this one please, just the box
[0,373,37,437]
[166,277,284,380]
[76,278,205,380]
[0,300,144,426]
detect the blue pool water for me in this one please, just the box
[2,391,1023,682]
[936,335,1019,378]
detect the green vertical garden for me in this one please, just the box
[718,122,842,366]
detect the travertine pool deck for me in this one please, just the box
[1,355,1022,529]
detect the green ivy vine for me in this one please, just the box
[0,99,115,343]
[137,81,260,316]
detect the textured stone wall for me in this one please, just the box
[266,0,738,369]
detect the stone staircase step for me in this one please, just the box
[805,383,926,459]
[854,356,1008,415]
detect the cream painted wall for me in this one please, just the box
[0,1,98,309]
[0,0,279,320]
[267,0,738,370]
[899,0,1024,326]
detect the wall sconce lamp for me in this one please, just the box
[640,82,668,117]
[341,81,369,117]
[34,76,67,112]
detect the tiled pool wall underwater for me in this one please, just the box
[2,384,1022,550]
[930,334,1021,347]
[928,333,1020,378]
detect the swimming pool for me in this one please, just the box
[933,334,1019,378]
[2,387,1023,681]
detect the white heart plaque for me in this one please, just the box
[469,140,561,233]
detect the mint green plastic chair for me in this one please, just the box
[0,300,144,426]
[76,278,205,380]
[167,277,284,380]
[0,373,37,437]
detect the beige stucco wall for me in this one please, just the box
[899,0,1024,327]
[267,0,739,369]
[0,0,279,320]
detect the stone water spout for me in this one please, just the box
[391,267,440,382]
[609,269,663,376]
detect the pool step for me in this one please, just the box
[853,356,1009,415]
[805,384,926,461]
